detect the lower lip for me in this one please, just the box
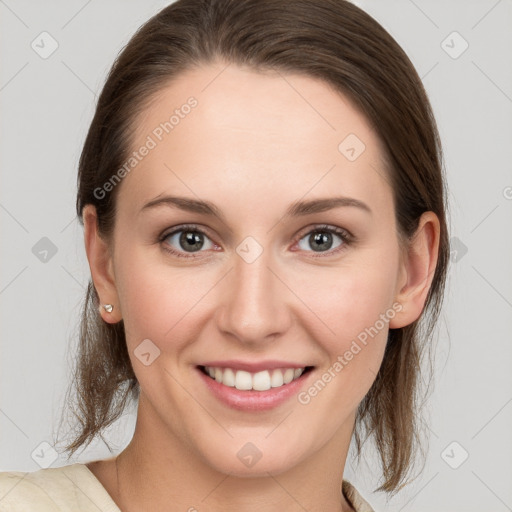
[197,367,313,411]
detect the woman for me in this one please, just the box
[0,0,449,510]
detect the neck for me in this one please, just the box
[114,394,356,512]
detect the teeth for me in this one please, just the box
[283,368,294,384]
[253,370,271,391]
[203,366,307,391]
[235,370,253,390]
[271,369,284,388]
[223,368,235,387]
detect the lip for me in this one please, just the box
[196,365,315,411]
[200,359,309,373]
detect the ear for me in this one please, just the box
[83,204,122,323]
[389,211,441,329]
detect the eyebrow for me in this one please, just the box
[140,194,372,221]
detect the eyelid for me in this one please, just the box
[159,223,214,242]
[294,223,353,244]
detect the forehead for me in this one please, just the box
[117,62,391,220]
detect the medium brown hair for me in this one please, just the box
[59,0,450,494]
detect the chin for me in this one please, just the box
[197,439,307,478]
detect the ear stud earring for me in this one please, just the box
[101,304,114,313]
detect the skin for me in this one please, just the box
[83,61,440,512]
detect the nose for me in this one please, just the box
[215,247,292,346]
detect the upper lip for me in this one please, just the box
[199,360,313,373]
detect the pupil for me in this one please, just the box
[311,232,332,252]
[180,231,204,252]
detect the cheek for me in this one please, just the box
[114,248,213,350]
[299,244,399,396]
[295,273,394,416]
[323,271,395,340]
[307,253,398,344]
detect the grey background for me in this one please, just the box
[1,0,511,510]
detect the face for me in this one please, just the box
[93,62,410,476]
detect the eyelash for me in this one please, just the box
[158,223,353,259]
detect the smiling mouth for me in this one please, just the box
[198,365,314,391]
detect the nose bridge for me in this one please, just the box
[216,243,290,344]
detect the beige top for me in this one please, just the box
[0,463,375,511]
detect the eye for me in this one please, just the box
[295,225,352,256]
[159,224,217,258]
[159,223,353,259]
